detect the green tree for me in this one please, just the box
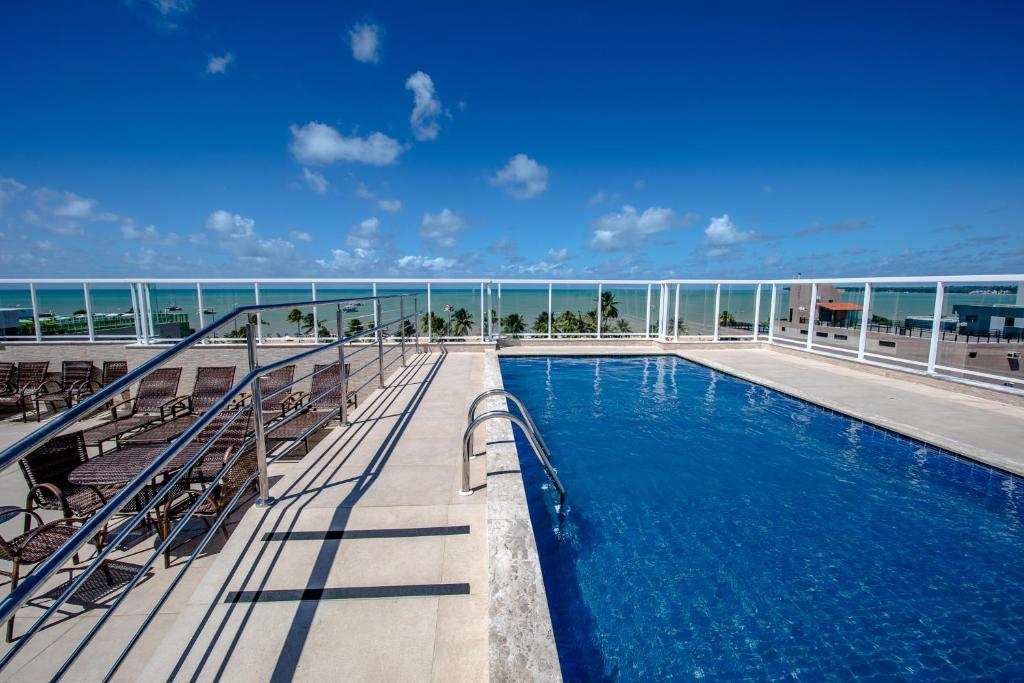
[600,291,619,320]
[73,308,87,316]
[533,311,550,334]
[501,313,526,334]
[402,320,416,337]
[555,310,579,334]
[719,310,736,326]
[613,319,632,334]
[451,308,474,336]
[421,312,446,337]
[287,308,304,334]
[346,317,365,335]
[581,310,598,334]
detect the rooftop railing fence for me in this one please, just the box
[1,276,1023,393]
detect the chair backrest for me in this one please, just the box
[309,363,345,409]
[19,432,89,506]
[15,362,48,389]
[191,366,237,413]
[260,365,295,412]
[101,360,128,386]
[0,362,14,389]
[218,445,258,505]
[134,367,183,413]
[61,361,93,386]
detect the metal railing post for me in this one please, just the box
[805,282,817,350]
[927,281,944,375]
[400,296,407,366]
[253,283,262,343]
[376,298,385,388]
[29,283,41,342]
[83,282,95,341]
[645,283,651,339]
[597,283,603,338]
[673,283,681,341]
[414,295,420,353]
[713,283,721,341]
[312,282,319,343]
[547,283,553,339]
[129,283,141,343]
[196,282,205,332]
[426,283,432,343]
[752,284,761,341]
[768,284,777,343]
[857,282,872,360]
[337,306,350,426]
[246,321,274,508]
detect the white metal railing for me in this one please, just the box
[1,275,1023,393]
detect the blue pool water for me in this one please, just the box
[500,356,1024,681]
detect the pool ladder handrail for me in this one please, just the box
[461,389,566,509]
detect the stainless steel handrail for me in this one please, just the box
[465,388,551,463]
[0,294,419,669]
[460,393,566,509]
[0,293,409,473]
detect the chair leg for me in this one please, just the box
[6,561,19,642]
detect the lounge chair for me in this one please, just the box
[0,510,104,641]
[266,363,355,452]
[19,431,112,521]
[0,362,49,422]
[32,361,97,418]
[230,364,296,421]
[125,367,237,445]
[99,360,131,409]
[81,367,183,453]
[0,363,14,396]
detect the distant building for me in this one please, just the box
[903,315,958,331]
[0,308,31,337]
[953,304,1024,337]
[786,281,862,325]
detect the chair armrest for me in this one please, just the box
[161,395,192,419]
[281,392,308,413]
[21,381,56,398]
[230,392,252,409]
[26,483,71,518]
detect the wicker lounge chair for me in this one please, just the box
[0,510,104,641]
[32,361,97,418]
[0,362,49,422]
[266,363,355,452]
[99,360,131,410]
[81,367,183,453]
[157,434,258,567]
[19,432,113,521]
[125,366,236,445]
[231,364,296,421]
[0,363,14,396]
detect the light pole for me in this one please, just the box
[444,303,453,338]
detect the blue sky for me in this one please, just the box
[1,1,1022,279]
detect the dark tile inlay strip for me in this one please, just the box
[260,525,470,542]
[225,583,471,604]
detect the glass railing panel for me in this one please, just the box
[428,284,480,341]
[677,285,716,337]
[145,284,196,340]
[771,283,807,346]
[86,284,136,339]
[256,284,319,340]
[600,285,647,337]
[494,282,548,338]
[375,283,426,336]
[717,284,758,339]
[864,281,937,369]
[935,279,1023,388]
[551,283,599,337]
[757,284,773,337]
[809,281,864,358]
[314,283,372,341]
[198,283,257,341]
[0,283,34,340]
[36,283,88,339]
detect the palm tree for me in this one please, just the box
[421,312,446,337]
[402,320,416,337]
[346,317,365,335]
[501,313,526,335]
[555,310,579,334]
[451,308,474,336]
[614,319,632,334]
[287,308,303,334]
[533,311,549,334]
[600,291,619,320]
[719,310,736,326]
[581,310,598,334]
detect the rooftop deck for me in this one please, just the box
[2,340,1023,680]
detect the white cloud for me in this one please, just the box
[0,178,26,215]
[588,191,607,206]
[25,188,118,236]
[420,208,463,249]
[207,52,234,74]
[488,236,518,255]
[405,71,443,141]
[317,247,376,272]
[355,182,401,212]
[147,0,193,15]
[633,179,646,190]
[547,247,569,262]
[347,217,380,250]
[703,214,755,258]
[490,154,549,199]
[501,259,573,276]
[289,122,403,166]
[288,229,313,242]
[206,210,255,237]
[301,168,328,195]
[395,255,456,272]
[589,205,679,251]
[121,219,176,244]
[349,23,381,63]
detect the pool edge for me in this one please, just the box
[484,350,563,682]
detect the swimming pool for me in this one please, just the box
[500,356,1024,681]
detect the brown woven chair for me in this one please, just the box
[231,365,296,420]
[0,362,49,422]
[266,363,355,452]
[0,362,14,396]
[33,361,97,418]
[125,366,236,445]
[81,367,183,453]
[157,440,258,568]
[99,360,131,410]
[19,432,113,522]
[0,509,103,641]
